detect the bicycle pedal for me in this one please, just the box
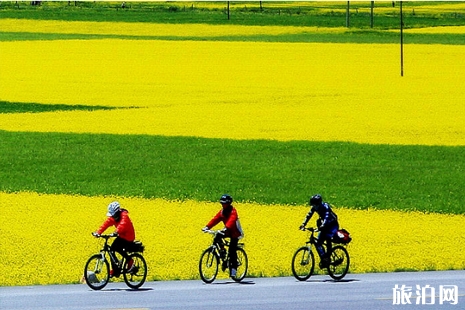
[319,260,329,269]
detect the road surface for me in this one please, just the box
[1,271,464,310]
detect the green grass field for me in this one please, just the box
[1,1,464,44]
[0,100,116,113]
[1,130,463,214]
[1,1,464,29]
[1,29,464,45]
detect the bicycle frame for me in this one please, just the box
[292,227,350,281]
[204,230,244,262]
[204,230,227,261]
[304,227,329,252]
[199,229,248,283]
[98,236,126,270]
[85,234,148,290]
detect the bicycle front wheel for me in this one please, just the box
[232,248,248,282]
[327,245,350,280]
[84,254,110,290]
[123,253,148,289]
[291,246,315,281]
[199,248,219,283]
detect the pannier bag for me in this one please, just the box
[332,229,352,244]
[129,240,145,253]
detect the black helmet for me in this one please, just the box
[309,194,323,206]
[219,194,233,204]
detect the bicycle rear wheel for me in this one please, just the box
[232,248,248,282]
[199,248,219,283]
[123,253,148,289]
[291,246,315,281]
[327,245,350,280]
[84,254,110,290]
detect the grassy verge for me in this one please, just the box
[1,130,463,214]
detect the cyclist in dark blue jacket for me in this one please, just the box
[299,194,339,268]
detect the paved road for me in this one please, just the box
[1,271,464,310]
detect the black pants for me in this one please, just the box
[316,222,338,258]
[214,235,239,269]
[110,237,132,270]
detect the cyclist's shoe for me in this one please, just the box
[319,257,330,269]
[230,268,237,278]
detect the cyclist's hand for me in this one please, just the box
[109,232,118,237]
[201,226,209,233]
[92,232,100,238]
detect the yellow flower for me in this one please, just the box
[1,38,464,145]
[1,192,464,286]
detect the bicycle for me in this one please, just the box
[83,233,147,290]
[199,230,248,283]
[291,227,350,281]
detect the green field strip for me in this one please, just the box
[1,131,463,214]
[2,30,465,45]
[0,101,139,114]
[1,0,464,38]
[1,2,464,30]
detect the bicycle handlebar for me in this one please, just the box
[202,229,224,236]
[92,232,118,238]
[301,227,319,233]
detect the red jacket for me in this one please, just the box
[206,206,244,239]
[97,209,135,242]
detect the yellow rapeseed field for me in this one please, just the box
[1,192,464,286]
[0,18,348,37]
[1,20,464,286]
[1,21,465,145]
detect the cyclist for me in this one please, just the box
[93,201,135,277]
[202,194,244,278]
[299,194,339,268]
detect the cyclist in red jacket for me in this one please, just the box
[93,201,135,277]
[202,194,244,278]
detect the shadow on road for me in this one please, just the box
[210,280,256,285]
[99,287,155,292]
[302,278,360,283]
[323,278,359,283]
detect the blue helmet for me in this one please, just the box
[309,194,323,206]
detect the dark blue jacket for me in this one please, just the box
[302,202,338,228]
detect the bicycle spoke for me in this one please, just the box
[232,248,248,282]
[123,253,147,289]
[199,249,219,283]
[327,246,350,280]
[292,247,314,281]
